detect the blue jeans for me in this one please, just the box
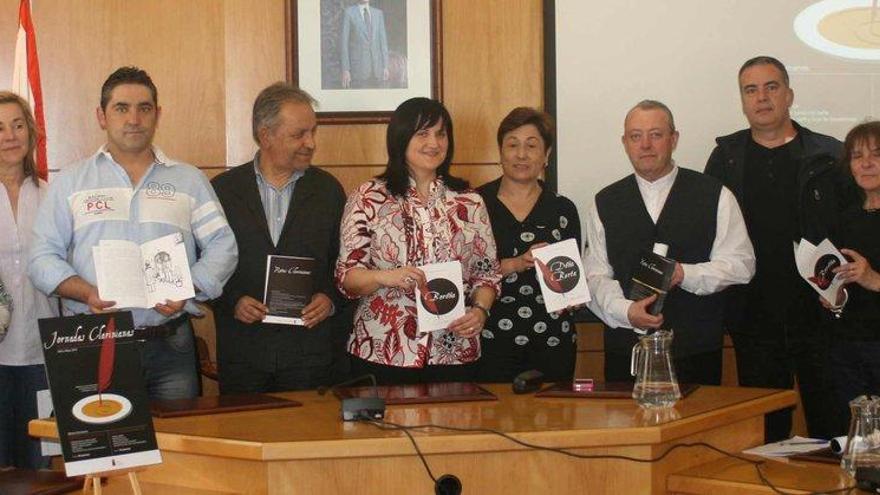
[0,364,50,468]
[139,321,199,401]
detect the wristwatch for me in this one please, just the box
[471,301,491,318]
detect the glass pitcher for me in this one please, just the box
[630,330,681,408]
[841,395,880,476]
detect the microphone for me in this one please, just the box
[318,374,386,421]
[512,369,545,394]
[317,373,379,396]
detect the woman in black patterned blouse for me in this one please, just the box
[475,108,582,383]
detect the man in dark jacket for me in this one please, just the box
[705,56,852,441]
[211,83,348,394]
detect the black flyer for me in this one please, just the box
[263,255,315,325]
[39,312,161,476]
[628,250,676,316]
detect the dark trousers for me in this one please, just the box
[605,348,723,386]
[828,340,880,437]
[475,338,576,383]
[219,358,334,394]
[730,298,835,441]
[0,364,50,469]
[349,356,477,385]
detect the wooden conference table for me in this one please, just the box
[30,385,796,494]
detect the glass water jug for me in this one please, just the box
[842,395,880,476]
[630,330,681,408]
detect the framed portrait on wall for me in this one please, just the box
[288,0,443,124]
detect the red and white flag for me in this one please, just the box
[12,0,47,180]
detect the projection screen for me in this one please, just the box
[548,0,880,231]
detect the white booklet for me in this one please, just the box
[794,238,847,303]
[415,261,466,333]
[741,436,830,458]
[93,232,195,309]
[532,238,591,313]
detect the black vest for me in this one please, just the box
[595,168,724,357]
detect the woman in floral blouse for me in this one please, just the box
[336,97,501,384]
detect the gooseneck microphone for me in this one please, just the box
[317,373,379,396]
[318,374,385,421]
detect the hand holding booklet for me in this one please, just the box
[415,261,465,333]
[532,239,591,313]
[93,232,195,309]
[794,238,847,303]
[262,255,314,325]
[627,243,676,316]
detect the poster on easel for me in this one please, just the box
[39,312,161,476]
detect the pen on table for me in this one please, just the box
[777,440,829,446]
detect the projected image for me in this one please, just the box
[796,0,880,60]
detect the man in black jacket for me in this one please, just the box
[705,56,851,441]
[211,83,347,394]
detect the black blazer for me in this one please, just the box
[211,162,347,371]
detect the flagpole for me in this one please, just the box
[12,0,48,180]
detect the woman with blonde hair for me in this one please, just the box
[0,91,56,468]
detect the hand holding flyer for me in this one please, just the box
[794,238,847,305]
[415,261,465,333]
[532,239,591,313]
[262,255,315,325]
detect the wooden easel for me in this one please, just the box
[82,469,143,495]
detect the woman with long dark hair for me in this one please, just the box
[336,97,501,383]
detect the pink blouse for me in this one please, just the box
[336,178,501,367]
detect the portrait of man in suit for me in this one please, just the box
[341,0,389,88]
[319,0,408,90]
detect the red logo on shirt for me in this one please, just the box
[83,194,115,215]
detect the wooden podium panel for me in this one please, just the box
[667,456,861,494]
[30,385,796,495]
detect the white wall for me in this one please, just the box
[554,0,880,226]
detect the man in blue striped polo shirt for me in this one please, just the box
[29,67,238,400]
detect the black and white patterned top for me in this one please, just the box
[477,178,582,349]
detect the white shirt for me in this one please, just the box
[583,167,755,330]
[0,179,57,365]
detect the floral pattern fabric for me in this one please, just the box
[336,178,501,367]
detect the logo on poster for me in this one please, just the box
[420,278,460,315]
[539,256,580,294]
[809,254,842,290]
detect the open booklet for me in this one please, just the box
[93,232,195,309]
[794,238,847,303]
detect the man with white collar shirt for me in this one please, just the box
[29,66,237,400]
[583,100,755,386]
